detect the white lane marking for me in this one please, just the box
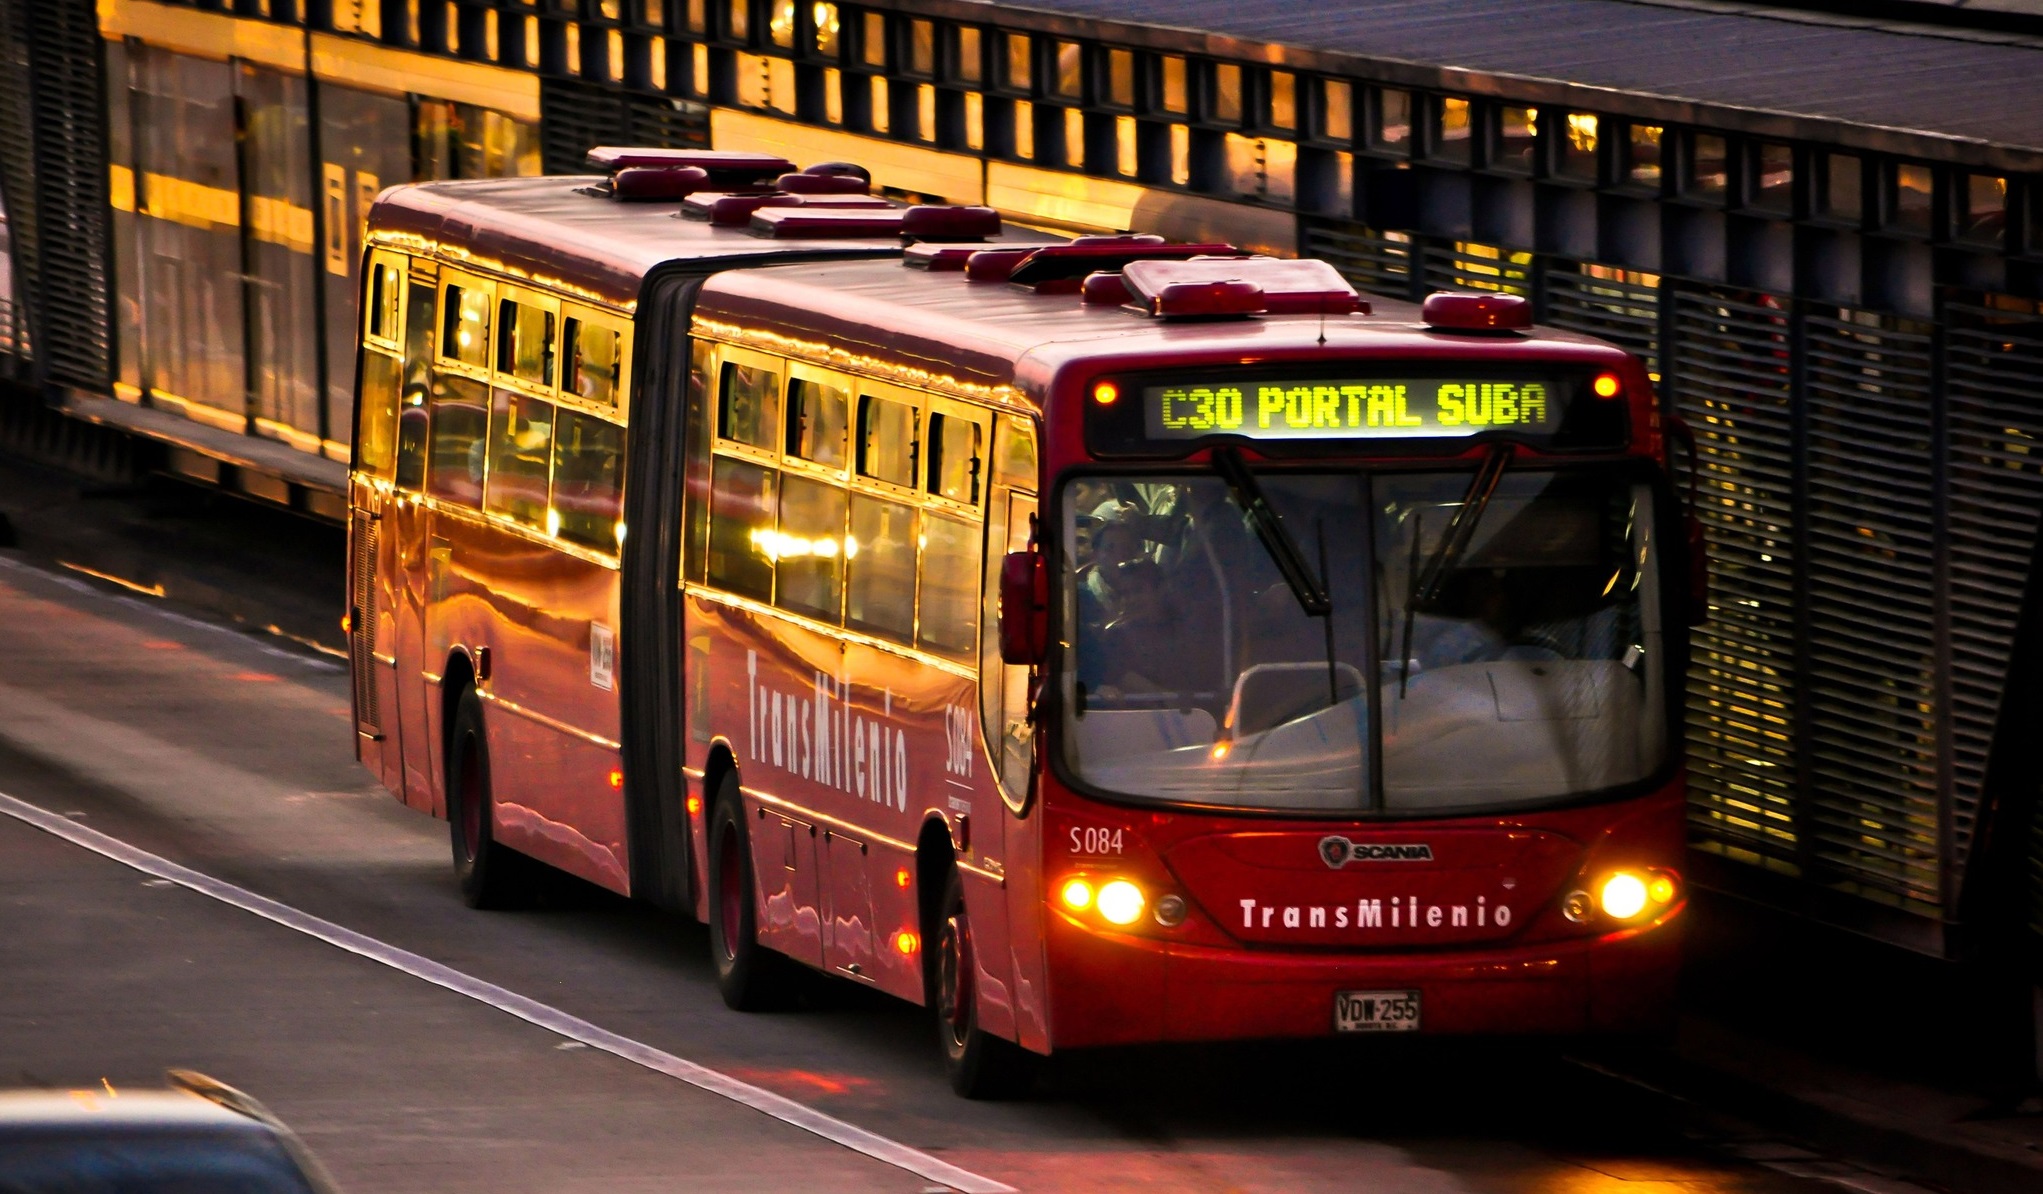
[0,791,1013,1194]
[0,553,342,671]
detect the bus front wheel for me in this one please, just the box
[446,686,525,909]
[706,775,793,1010]
[934,868,1041,1099]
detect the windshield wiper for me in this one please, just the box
[1397,444,1512,696]
[1212,448,1330,618]
[1212,449,1343,710]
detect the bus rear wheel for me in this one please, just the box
[446,686,526,909]
[934,868,1041,1099]
[706,774,794,1010]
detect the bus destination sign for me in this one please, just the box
[1144,377,1557,442]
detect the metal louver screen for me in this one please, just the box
[350,518,380,733]
[0,0,39,368]
[540,79,709,175]
[1942,305,2043,899]
[1672,288,1801,873]
[23,0,109,389]
[1801,310,1940,912]
[1301,220,1413,301]
[1421,241,1529,296]
[1544,268,1661,378]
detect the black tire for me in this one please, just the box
[446,686,526,909]
[705,773,795,1010]
[933,868,1042,1099]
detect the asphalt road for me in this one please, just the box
[0,479,1909,1193]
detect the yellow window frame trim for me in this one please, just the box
[558,301,634,423]
[438,269,497,377]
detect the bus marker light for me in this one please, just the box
[1060,878,1094,911]
[1593,372,1623,399]
[894,931,919,955]
[1093,381,1119,406]
[686,795,702,816]
[896,868,912,889]
[608,768,624,790]
[1152,894,1188,928]
[1600,872,1649,920]
[1097,880,1144,926]
[1648,874,1678,905]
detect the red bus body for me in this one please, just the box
[347,160,1689,1079]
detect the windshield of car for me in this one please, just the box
[1058,468,1667,814]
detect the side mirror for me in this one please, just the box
[998,549,1047,666]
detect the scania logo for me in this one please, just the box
[1318,837,1434,868]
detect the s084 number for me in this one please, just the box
[1069,827,1124,855]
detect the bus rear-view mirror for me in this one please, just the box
[999,550,1047,666]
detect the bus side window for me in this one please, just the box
[497,300,556,385]
[719,359,779,448]
[846,494,916,643]
[707,457,778,602]
[564,318,621,406]
[441,284,490,367]
[775,474,847,622]
[394,268,437,493]
[917,511,979,659]
[857,395,918,488]
[551,409,627,553]
[485,390,554,530]
[427,375,489,507]
[681,339,714,584]
[357,351,402,478]
[365,261,401,344]
[927,412,984,504]
[786,377,849,467]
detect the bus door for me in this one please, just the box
[351,250,410,796]
[982,414,1049,1052]
[387,256,439,813]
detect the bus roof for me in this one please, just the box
[692,258,1639,406]
[365,174,1049,311]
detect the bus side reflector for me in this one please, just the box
[686,795,702,816]
[894,931,919,954]
[608,768,624,790]
[896,868,912,888]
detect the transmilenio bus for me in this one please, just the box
[345,148,1701,1097]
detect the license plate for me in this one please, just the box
[1335,989,1420,1033]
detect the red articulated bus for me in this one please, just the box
[347,148,1699,1098]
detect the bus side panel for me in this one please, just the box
[459,515,630,894]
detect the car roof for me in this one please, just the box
[0,1089,274,1137]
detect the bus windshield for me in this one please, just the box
[1058,467,1668,814]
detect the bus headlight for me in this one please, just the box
[1096,880,1145,926]
[1059,878,1094,912]
[1600,872,1650,920]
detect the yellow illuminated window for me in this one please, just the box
[1558,111,1598,180]
[1055,41,1083,99]
[1161,56,1187,114]
[1014,100,1034,159]
[565,23,581,75]
[910,19,934,75]
[813,2,840,56]
[863,12,885,67]
[565,320,622,408]
[1115,115,1136,177]
[1321,79,1351,143]
[917,83,936,142]
[964,92,984,150]
[608,29,625,82]
[1268,71,1294,131]
[1495,106,1536,174]
[497,300,555,385]
[1108,50,1134,108]
[956,27,981,84]
[770,0,796,48]
[442,284,491,368]
[869,75,889,133]
[1629,124,1663,187]
[686,0,706,33]
[728,0,748,40]
[824,67,842,123]
[1064,107,1085,168]
[692,43,710,96]
[1372,88,1410,152]
[1436,96,1471,165]
[1005,33,1031,91]
[1212,63,1241,124]
[1170,123,1189,185]
[649,39,666,90]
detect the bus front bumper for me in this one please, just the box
[1042,912,1682,1049]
